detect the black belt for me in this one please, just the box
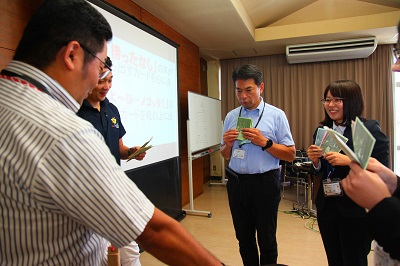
[237,169,278,179]
[226,167,278,181]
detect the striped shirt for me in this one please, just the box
[0,61,154,265]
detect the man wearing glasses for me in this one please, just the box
[0,1,223,265]
[80,44,113,80]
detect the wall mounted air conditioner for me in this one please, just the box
[286,37,377,64]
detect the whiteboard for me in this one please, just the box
[188,92,222,153]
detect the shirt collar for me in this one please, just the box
[82,98,109,109]
[242,97,264,114]
[5,60,80,112]
[332,123,346,135]
[100,97,110,107]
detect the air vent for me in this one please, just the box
[286,37,377,64]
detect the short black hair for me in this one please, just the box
[320,80,364,126]
[232,64,263,86]
[14,0,113,70]
[105,56,113,69]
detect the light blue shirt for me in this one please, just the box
[222,98,294,174]
[333,123,346,135]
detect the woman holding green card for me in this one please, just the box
[307,80,389,266]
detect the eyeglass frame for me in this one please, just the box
[321,97,346,104]
[79,44,112,79]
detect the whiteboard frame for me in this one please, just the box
[187,92,222,153]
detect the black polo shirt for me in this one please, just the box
[77,98,126,165]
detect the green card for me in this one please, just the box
[236,117,253,140]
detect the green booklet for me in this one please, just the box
[314,128,326,146]
[323,117,376,169]
[236,117,253,140]
[319,128,348,155]
[127,137,153,162]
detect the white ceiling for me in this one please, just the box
[131,0,400,60]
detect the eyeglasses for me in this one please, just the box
[80,44,112,79]
[321,97,345,105]
[393,48,400,62]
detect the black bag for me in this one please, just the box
[225,167,239,182]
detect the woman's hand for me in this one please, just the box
[324,152,351,166]
[307,145,322,166]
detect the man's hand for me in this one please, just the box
[364,158,398,194]
[131,146,146,161]
[223,129,239,148]
[240,128,265,147]
[342,159,392,210]
[221,129,239,159]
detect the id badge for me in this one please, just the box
[233,148,245,159]
[322,178,343,197]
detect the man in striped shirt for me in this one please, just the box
[0,0,222,265]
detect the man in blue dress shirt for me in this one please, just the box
[221,64,296,266]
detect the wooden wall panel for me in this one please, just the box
[105,0,141,20]
[0,0,43,69]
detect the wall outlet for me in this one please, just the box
[213,165,216,171]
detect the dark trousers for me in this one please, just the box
[227,169,281,266]
[317,200,372,266]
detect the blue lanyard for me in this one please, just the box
[326,165,335,180]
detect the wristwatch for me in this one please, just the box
[262,139,273,150]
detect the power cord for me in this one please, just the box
[279,201,319,233]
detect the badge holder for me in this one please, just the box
[322,178,343,197]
